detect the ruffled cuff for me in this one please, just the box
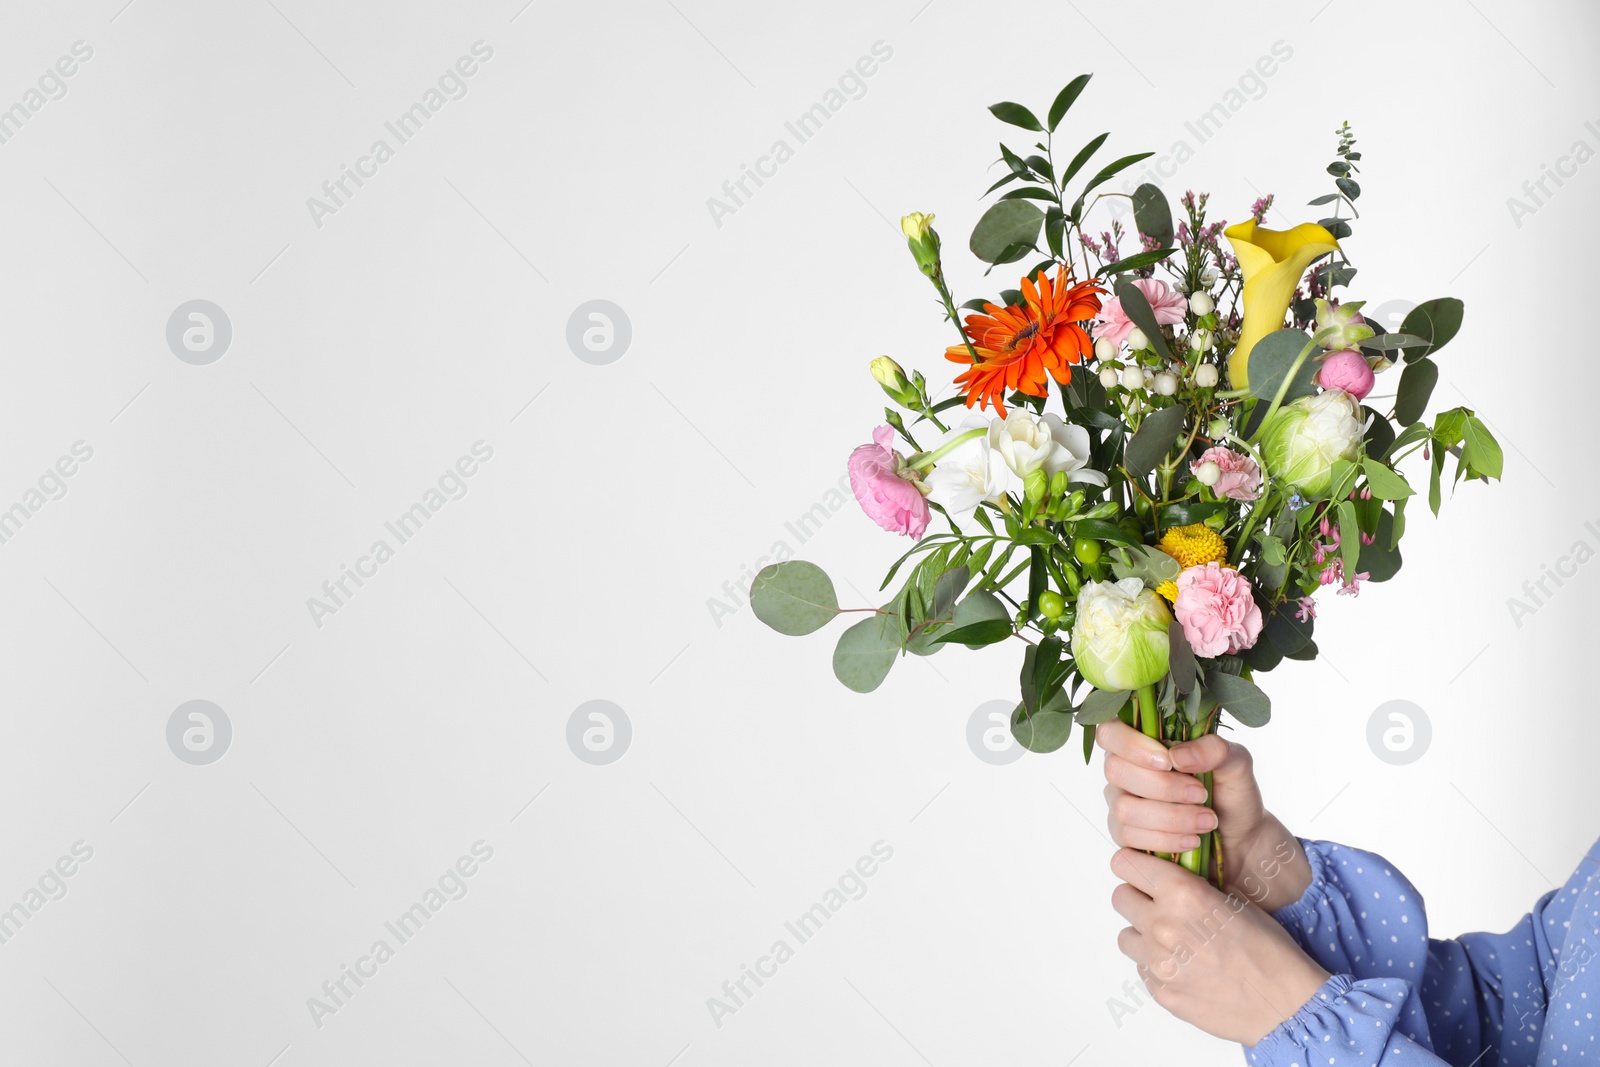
[1246,973,1416,1066]
[1270,835,1329,929]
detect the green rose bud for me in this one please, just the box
[1258,388,1364,499]
[1070,578,1173,691]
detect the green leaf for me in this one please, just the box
[1112,278,1174,361]
[1059,132,1109,187]
[1245,329,1319,403]
[1204,671,1271,727]
[1168,620,1196,694]
[933,619,1013,647]
[1069,153,1156,222]
[1362,406,1396,461]
[1124,403,1187,477]
[1011,693,1075,753]
[1394,358,1439,425]
[1158,500,1229,527]
[931,565,971,620]
[1428,451,1443,517]
[1075,687,1130,725]
[1259,535,1286,566]
[970,201,1045,265]
[1357,509,1403,582]
[989,101,1043,132]
[1337,499,1360,585]
[949,590,1010,648]
[1360,332,1430,351]
[1073,518,1141,546]
[1399,298,1464,360]
[749,561,839,635]
[1360,456,1414,500]
[1390,497,1407,550]
[1385,422,1430,461]
[831,613,900,693]
[1335,177,1361,200]
[1263,602,1312,656]
[1132,183,1174,246]
[1046,74,1092,131]
[1096,248,1176,277]
[1462,416,1503,479]
[998,187,1061,202]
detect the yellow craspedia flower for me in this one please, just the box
[1157,523,1229,569]
[1155,580,1179,604]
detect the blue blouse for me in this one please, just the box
[1246,836,1600,1066]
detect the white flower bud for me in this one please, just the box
[1126,327,1150,351]
[1189,329,1212,351]
[1189,292,1215,316]
[1194,460,1222,486]
[1099,365,1121,389]
[1152,371,1178,396]
[1120,365,1146,391]
[1194,363,1219,388]
[1094,336,1116,361]
[1200,268,1219,287]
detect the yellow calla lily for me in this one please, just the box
[1223,220,1341,389]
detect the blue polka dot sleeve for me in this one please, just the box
[1244,837,1600,1067]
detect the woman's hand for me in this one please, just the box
[1110,847,1330,1046]
[1097,719,1311,911]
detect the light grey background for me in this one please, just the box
[0,0,1594,1063]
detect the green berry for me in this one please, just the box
[1037,591,1066,619]
[1073,537,1102,566]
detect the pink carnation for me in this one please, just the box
[1190,446,1262,502]
[1093,278,1187,346]
[847,426,930,539]
[1174,562,1263,658]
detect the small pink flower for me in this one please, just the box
[1295,596,1317,622]
[1316,349,1375,400]
[1093,278,1187,347]
[1190,446,1262,502]
[1173,562,1263,658]
[848,426,931,539]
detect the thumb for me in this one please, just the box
[1169,735,1259,799]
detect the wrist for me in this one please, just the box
[1224,816,1310,912]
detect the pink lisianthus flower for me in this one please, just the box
[1173,562,1263,658]
[1190,446,1262,502]
[847,426,930,539]
[1092,278,1187,346]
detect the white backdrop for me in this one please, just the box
[0,0,1595,1063]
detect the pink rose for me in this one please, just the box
[1092,278,1187,347]
[1316,349,1375,400]
[848,426,930,539]
[1174,562,1263,658]
[1190,446,1262,502]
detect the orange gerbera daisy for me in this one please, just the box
[944,268,1103,416]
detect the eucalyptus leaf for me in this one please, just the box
[1204,671,1271,727]
[1245,329,1319,403]
[749,561,839,636]
[1168,620,1196,694]
[831,613,901,693]
[1124,403,1187,477]
[1112,278,1174,361]
[1075,687,1130,725]
[970,201,1045,265]
[1011,694,1074,753]
[949,591,1011,648]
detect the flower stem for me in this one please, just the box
[908,427,985,471]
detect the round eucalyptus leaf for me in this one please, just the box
[832,613,901,693]
[749,561,839,636]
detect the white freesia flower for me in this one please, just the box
[923,414,1012,524]
[985,410,1107,489]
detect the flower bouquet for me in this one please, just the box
[749,75,1500,886]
